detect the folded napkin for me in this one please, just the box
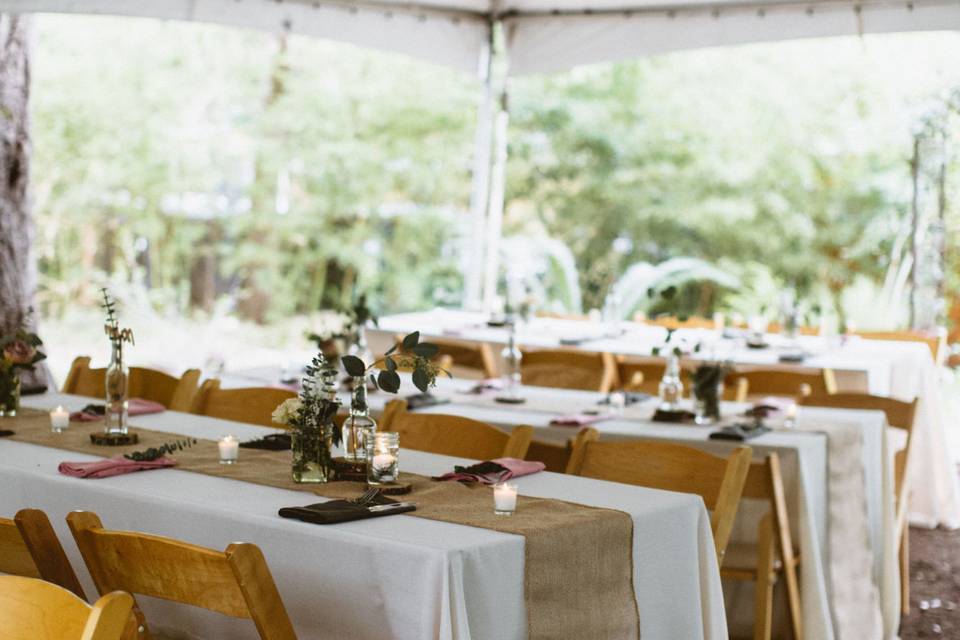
[550,413,611,427]
[651,408,696,424]
[58,456,176,479]
[70,398,166,422]
[21,383,48,396]
[405,393,450,411]
[559,336,587,346]
[0,430,14,437]
[464,378,506,394]
[279,497,416,525]
[709,423,771,442]
[433,457,545,484]
[240,433,292,451]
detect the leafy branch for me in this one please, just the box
[341,331,444,393]
[100,288,135,346]
[124,438,197,461]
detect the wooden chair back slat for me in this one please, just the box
[799,393,918,431]
[191,379,297,427]
[392,335,497,379]
[0,576,132,640]
[67,511,297,640]
[385,400,533,460]
[856,330,945,363]
[520,349,618,393]
[0,509,87,599]
[618,358,749,401]
[643,315,716,330]
[63,357,201,411]
[566,439,751,560]
[731,368,836,398]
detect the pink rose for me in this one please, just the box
[3,340,36,365]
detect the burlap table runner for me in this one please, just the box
[6,409,640,639]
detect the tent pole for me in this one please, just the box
[463,31,494,310]
[481,23,509,314]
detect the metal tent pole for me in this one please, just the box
[463,31,495,310]
[480,23,509,313]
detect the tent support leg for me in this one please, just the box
[480,25,509,314]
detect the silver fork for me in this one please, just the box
[349,487,380,506]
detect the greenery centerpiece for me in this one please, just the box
[272,354,341,483]
[101,289,135,435]
[649,286,702,411]
[0,313,46,417]
[691,361,734,425]
[339,331,443,463]
[306,310,354,362]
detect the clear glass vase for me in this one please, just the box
[658,355,683,411]
[500,324,522,396]
[0,371,21,417]
[104,342,129,435]
[694,382,723,425]
[291,425,334,484]
[342,376,377,462]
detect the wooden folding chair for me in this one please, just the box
[0,508,86,599]
[720,454,802,640]
[63,356,201,411]
[391,335,496,379]
[730,368,836,399]
[519,348,618,393]
[644,315,717,330]
[800,392,918,614]
[618,358,749,402]
[0,575,133,640]
[524,428,600,473]
[382,399,533,460]
[566,439,752,562]
[191,379,297,427]
[66,511,297,640]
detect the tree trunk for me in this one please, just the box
[0,15,47,387]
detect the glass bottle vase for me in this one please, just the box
[291,425,334,484]
[694,382,724,425]
[104,342,129,435]
[342,376,377,462]
[658,354,683,411]
[500,324,522,396]
[0,371,21,417]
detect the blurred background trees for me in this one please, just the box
[26,15,960,368]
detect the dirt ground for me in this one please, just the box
[901,525,960,638]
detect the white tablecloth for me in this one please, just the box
[8,393,728,640]
[374,309,960,530]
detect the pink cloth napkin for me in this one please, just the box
[58,456,176,479]
[549,413,611,427]
[434,457,545,484]
[465,378,506,394]
[70,398,166,422]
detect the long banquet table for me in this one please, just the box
[6,392,728,640]
[220,367,899,640]
[373,308,960,530]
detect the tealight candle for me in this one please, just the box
[784,403,798,429]
[50,406,69,433]
[493,482,518,516]
[367,432,400,485]
[218,435,239,464]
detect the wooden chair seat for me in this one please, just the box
[66,511,297,640]
[383,399,533,460]
[0,508,86,599]
[0,575,133,640]
[63,356,201,411]
[565,437,752,562]
[520,348,618,393]
[191,379,297,427]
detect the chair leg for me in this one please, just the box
[754,524,776,640]
[900,525,910,616]
[783,556,803,640]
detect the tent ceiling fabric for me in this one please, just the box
[5,0,960,73]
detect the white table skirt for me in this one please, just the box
[373,309,960,530]
[9,393,728,640]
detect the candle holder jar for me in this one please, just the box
[366,432,399,486]
[0,371,20,417]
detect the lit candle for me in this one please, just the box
[50,406,69,432]
[784,403,798,429]
[218,435,239,464]
[493,483,518,515]
[372,452,397,470]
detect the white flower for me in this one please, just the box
[272,398,302,427]
[310,310,354,342]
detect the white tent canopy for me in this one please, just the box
[6,0,960,75]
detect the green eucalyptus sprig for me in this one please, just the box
[124,438,197,462]
[341,331,445,393]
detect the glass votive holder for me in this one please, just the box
[783,404,798,430]
[367,431,399,486]
[50,406,70,433]
[218,435,239,464]
[493,482,518,516]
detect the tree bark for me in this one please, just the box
[0,15,46,387]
